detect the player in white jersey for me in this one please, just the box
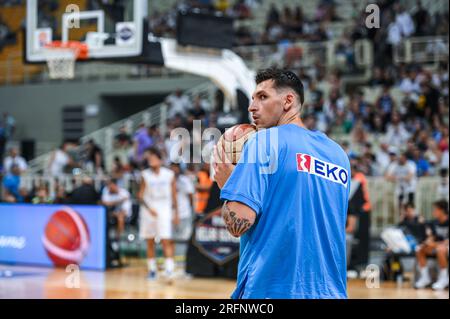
[137,147,179,281]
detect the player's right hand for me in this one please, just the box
[149,208,158,217]
[213,145,235,189]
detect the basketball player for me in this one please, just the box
[213,68,351,298]
[138,147,179,281]
[101,178,132,240]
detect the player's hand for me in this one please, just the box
[173,214,180,226]
[425,238,436,247]
[140,198,157,217]
[149,208,158,217]
[213,145,235,189]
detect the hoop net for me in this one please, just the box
[43,41,88,79]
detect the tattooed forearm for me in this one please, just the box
[221,202,253,237]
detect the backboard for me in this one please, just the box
[25,0,147,63]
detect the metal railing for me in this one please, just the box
[394,36,449,67]
[18,173,442,236]
[26,81,216,174]
[369,176,445,235]
[234,38,373,74]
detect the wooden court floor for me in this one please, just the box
[0,259,448,299]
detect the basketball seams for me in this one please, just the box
[217,124,257,164]
[45,211,80,250]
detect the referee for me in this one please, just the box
[213,68,351,299]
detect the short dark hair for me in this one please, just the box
[108,178,118,185]
[145,146,163,160]
[433,200,449,215]
[255,68,305,106]
[404,202,415,209]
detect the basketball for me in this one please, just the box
[42,207,90,267]
[216,124,257,164]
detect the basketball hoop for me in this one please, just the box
[43,41,88,79]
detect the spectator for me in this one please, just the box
[111,156,127,187]
[2,112,15,140]
[166,89,191,118]
[399,68,421,94]
[0,112,16,162]
[2,164,22,202]
[384,112,411,149]
[148,125,165,154]
[385,152,418,211]
[376,85,395,125]
[436,168,449,202]
[31,186,52,204]
[420,81,441,122]
[48,143,71,177]
[215,0,230,12]
[170,163,195,241]
[68,176,100,205]
[386,12,402,47]
[114,125,132,148]
[53,184,68,204]
[266,3,280,27]
[368,67,393,87]
[375,143,392,176]
[0,124,5,163]
[346,164,360,269]
[415,200,449,290]
[195,163,213,214]
[398,202,427,244]
[323,88,345,131]
[394,4,415,38]
[348,161,372,271]
[133,124,154,165]
[2,189,17,203]
[0,19,10,51]
[101,178,132,241]
[187,97,207,131]
[413,0,430,36]
[85,139,104,174]
[382,202,426,281]
[3,147,27,174]
[412,147,430,177]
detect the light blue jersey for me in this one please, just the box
[220,124,350,299]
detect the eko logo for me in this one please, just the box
[296,153,349,188]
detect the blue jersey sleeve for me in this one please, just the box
[220,130,276,216]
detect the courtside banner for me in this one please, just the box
[0,204,107,270]
[192,208,240,265]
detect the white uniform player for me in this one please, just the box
[139,166,175,240]
[170,163,195,241]
[138,147,179,282]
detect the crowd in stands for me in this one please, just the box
[146,0,449,51]
[0,0,24,7]
[1,70,448,201]
[0,15,17,53]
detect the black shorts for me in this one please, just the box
[399,193,415,206]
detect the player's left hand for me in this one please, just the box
[213,145,235,189]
